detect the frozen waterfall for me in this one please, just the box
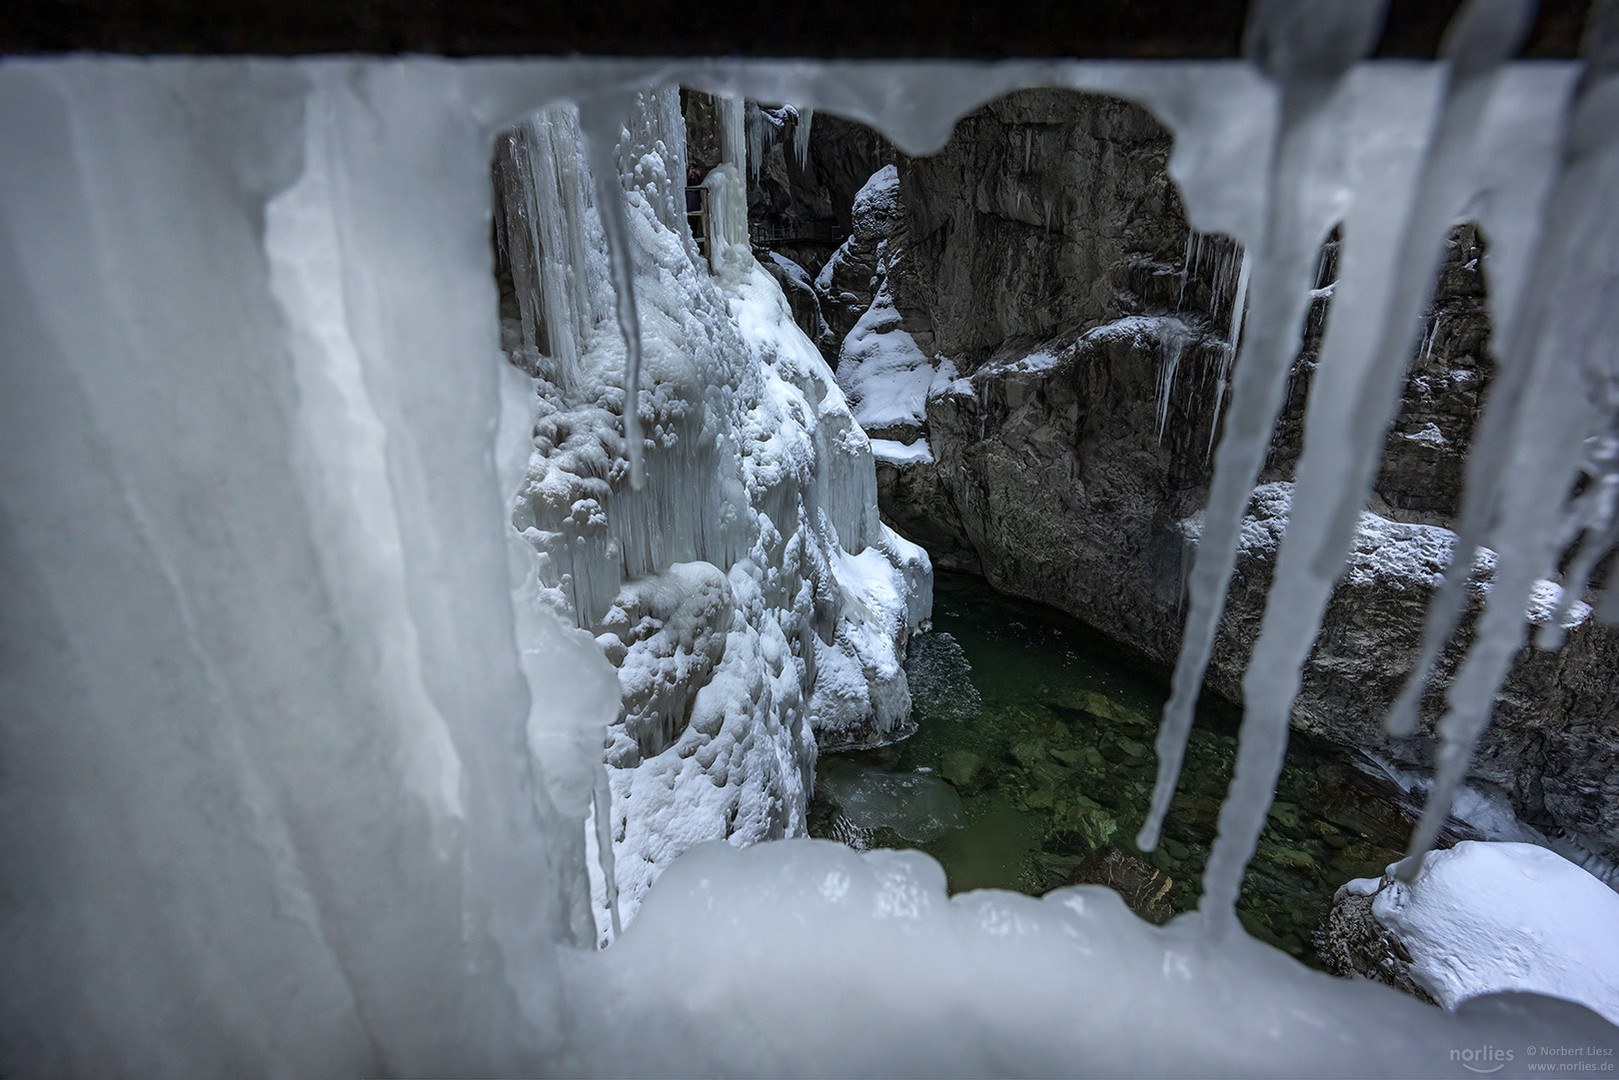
[3,19,1618,1079]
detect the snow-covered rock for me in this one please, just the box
[1331,842,1619,1025]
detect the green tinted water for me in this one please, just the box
[809,571,1420,964]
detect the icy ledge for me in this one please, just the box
[564,839,1616,1077]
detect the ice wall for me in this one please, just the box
[2,32,1617,1079]
[501,88,929,929]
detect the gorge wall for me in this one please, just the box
[790,87,1619,864]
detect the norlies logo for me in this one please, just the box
[1453,1046,1516,1074]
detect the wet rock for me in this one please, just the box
[1010,739,1047,768]
[1069,845,1176,925]
[940,748,986,792]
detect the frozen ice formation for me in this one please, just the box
[3,4,1618,1071]
[498,89,929,928]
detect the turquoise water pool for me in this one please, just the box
[809,571,1424,964]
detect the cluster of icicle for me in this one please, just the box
[1153,230,1252,454]
[745,100,815,184]
[1139,0,1619,922]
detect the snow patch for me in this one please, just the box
[835,283,937,432]
[1179,482,1593,627]
[870,437,934,466]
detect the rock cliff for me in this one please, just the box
[788,88,1619,862]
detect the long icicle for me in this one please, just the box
[579,92,647,491]
[793,106,814,171]
[1539,429,1619,647]
[1400,21,1619,875]
[592,768,622,942]
[1198,0,1538,916]
[1138,0,1387,857]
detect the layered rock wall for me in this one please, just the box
[811,87,1619,861]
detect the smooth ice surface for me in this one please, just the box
[1347,842,1619,1025]
[2,48,1616,1078]
[819,759,965,841]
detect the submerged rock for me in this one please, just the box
[818,760,964,843]
[1070,845,1176,925]
[940,748,987,792]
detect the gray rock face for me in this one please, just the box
[1316,887,1438,1005]
[812,87,1619,861]
[891,91,1190,363]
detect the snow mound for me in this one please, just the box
[1180,482,1593,627]
[1349,841,1619,1025]
[870,436,934,466]
[835,281,937,432]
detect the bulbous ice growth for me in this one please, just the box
[503,89,930,927]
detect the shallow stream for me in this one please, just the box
[809,571,1426,965]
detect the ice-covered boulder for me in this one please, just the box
[1325,842,1619,1024]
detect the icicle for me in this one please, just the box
[745,100,765,184]
[1544,520,1619,649]
[1386,0,1602,742]
[1422,312,1443,365]
[1313,240,1333,288]
[1138,0,1387,874]
[1541,434,1619,646]
[1202,248,1251,461]
[1024,127,1033,172]
[525,105,601,392]
[1227,246,1252,349]
[592,767,622,942]
[579,92,647,491]
[793,106,814,171]
[1155,325,1190,445]
[978,378,989,441]
[1601,575,1619,625]
[1197,0,1544,915]
[1394,3,1616,880]
[1176,229,1196,310]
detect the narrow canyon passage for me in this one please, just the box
[5,16,1619,1072]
